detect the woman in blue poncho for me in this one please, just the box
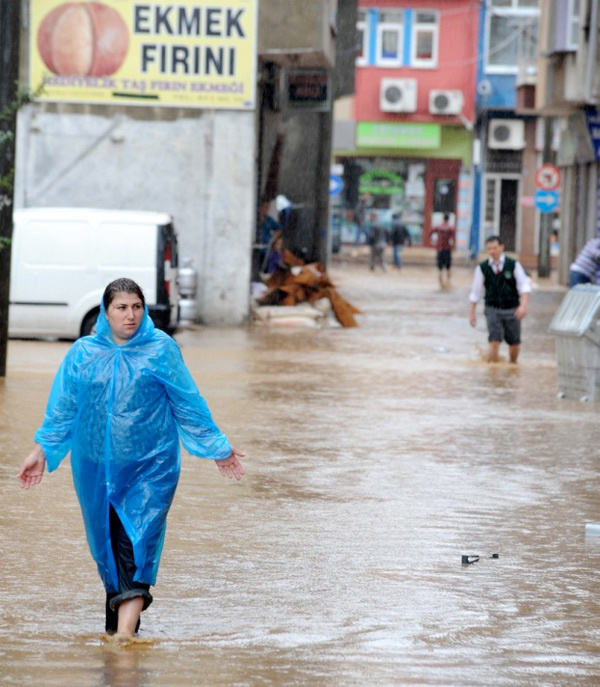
[18,278,245,637]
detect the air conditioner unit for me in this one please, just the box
[488,119,526,150]
[380,78,417,113]
[429,89,463,115]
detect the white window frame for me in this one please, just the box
[356,10,369,66]
[375,11,404,67]
[485,4,540,74]
[567,0,580,50]
[410,10,439,69]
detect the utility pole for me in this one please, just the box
[0,2,21,377]
[537,116,554,278]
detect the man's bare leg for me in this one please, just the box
[117,597,144,636]
[509,344,520,364]
[487,341,501,363]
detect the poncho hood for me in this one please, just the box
[94,300,156,348]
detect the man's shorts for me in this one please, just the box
[437,249,452,270]
[485,306,521,345]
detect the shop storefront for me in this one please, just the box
[334,121,470,248]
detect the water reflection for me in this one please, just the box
[100,640,145,687]
[1,265,599,686]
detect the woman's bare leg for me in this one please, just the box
[117,597,144,635]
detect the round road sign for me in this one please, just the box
[535,164,561,191]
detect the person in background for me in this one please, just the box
[368,213,389,272]
[430,213,456,289]
[390,213,412,269]
[469,235,531,364]
[276,195,292,233]
[569,237,600,287]
[262,234,286,276]
[258,200,282,268]
[354,194,369,246]
[18,278,245,639]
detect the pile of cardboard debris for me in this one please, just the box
[252,250,361,328]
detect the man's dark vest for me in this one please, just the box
[480,257,520,309]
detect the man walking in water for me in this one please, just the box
[468,235,531,363]
[430,213,456,289]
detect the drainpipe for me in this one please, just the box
[585,0,599,103]
[537,117,553,278]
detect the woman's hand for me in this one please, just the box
[18,444,46,489]
[215,448,245,481]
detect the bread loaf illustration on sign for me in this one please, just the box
[38,2,129,77]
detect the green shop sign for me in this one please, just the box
[357,122,441,149]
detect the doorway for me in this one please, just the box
[484,175,520,252]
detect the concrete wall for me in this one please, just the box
[14,105,255,325]
[258,0,336,67]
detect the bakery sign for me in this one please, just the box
[30,0,258,109]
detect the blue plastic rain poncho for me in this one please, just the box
[34,304,232,592]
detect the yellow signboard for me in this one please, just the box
[30,0,257,109]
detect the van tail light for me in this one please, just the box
[164,242,172,295]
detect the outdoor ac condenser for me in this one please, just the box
[429,89,463,115]
[380,78,418,113]
[488,119,526,149]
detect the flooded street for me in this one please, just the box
[1,261,599,686]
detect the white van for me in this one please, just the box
[9,207,179,339]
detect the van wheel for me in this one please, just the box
[81,310,99,337]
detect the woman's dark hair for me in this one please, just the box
[103,278,146,309]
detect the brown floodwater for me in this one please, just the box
[1,262,599,687]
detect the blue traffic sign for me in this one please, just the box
[585,110,600,161]
[329,174,344,196]
[534,189,559,213]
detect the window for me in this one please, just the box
[487,3,539,72]
[491,0,538,6]
[434,178,455,214]
[568,0,580,50]
[516,13,538,62]
[356,9,369,66]
[411,10,439,68]
[376,10,404,66]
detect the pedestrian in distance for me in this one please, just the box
[430,213,456,289]
[368,213,389,271]
[353,194,370,246]
[18,277,245,639]
[258,200,282,269]
[568,237,600,287]
[390,213,412,269]
[468,235,531,364]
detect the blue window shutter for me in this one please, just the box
[404,9,412,66]
[369,8,378,65]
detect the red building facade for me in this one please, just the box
[333,0,480,249]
